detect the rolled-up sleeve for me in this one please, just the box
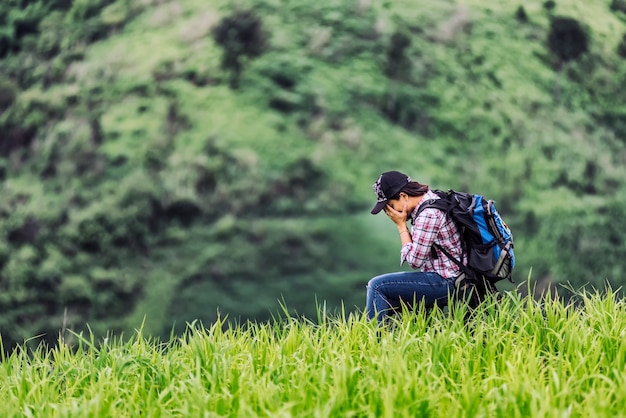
[400,208,444,269]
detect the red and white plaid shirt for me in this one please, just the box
[400,190,466,279]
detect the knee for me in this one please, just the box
[367,277,376,290]
[367,274,383,290]
[367,273,393,291]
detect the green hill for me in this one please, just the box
[1,0,626,347]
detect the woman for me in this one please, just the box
[366,170,466,322]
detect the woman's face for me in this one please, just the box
[387,193,408,212]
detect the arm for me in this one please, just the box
[401,209,442,269]
[384,202,442,268]
[383,203,412,246]
[397,224,412,246]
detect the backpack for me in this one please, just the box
[416,189,515,297]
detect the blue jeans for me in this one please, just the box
[366,271,455,322]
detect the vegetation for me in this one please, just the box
[1,289,625,416]
[1,0,626,349]
[547,16,589,64]
[212,8,268,89]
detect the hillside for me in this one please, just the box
[1,0,626,347]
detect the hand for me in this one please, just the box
[383,202,407,227]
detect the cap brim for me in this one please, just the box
[370,200,387,215]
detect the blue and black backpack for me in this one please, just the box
[416,189,515,294]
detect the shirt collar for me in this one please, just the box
[409,189,437,225]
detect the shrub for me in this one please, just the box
[543,1,557,12]
[0,78,18,111]
[36,11,66,58]
[385,31,412,80]
[610,0,626,14]
[382,85,439,133]
[515,6,529,23]
[67,0,117,23]
[618,33,626,58]
[58,275,93,305]
[547,16,589,64]
[36,119,100,179]
[100,1,130,29]
[212,9,268,89]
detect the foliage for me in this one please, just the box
[212,9,267,89]
[1,289,626,416]
[547,16,589,64]
[0,78,18,111]
[544,1,557,12]
[515,6,529,23]
[385,30,412,80]
[611,0,626,15]
[619,33,626,58]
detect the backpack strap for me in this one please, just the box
[415,195,472,278]
[432,242,473,279]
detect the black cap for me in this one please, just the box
[370,171,411,214]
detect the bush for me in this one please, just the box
[0,78,18,111]
[67,0,117,23]
[385,31,412,80]
[618,33,626,58]
[100,1,130,29]
[515,6,529,23]
[610,0,626,14]
[254,53,318,115]
[213,9,268,89]
[547,16,590,64]
[382,85,439,133]
[544,1,557,12]
[36,11,66,58]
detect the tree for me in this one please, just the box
[385,31,412,80]
[618,33,626,59]
[610,0,626,15]
[515,6,529,23]
[212,10,267,89]
[0,78,17,112]
[547,16,589,65]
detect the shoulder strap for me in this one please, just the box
[415,189,455,217]
[433,243,469,273]
[414,189,470,276]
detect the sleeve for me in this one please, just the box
[400,208,444,269]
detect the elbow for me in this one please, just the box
[403,256,422,270]
[408,261,421,270]
[408,255,426,270]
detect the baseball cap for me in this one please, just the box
[370,171,411,214]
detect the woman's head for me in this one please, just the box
[371,171,429,214]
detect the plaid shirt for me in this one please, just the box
[400,190,466,279]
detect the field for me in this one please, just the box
[1,286,625,417]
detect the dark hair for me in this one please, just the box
[390,181,429,200]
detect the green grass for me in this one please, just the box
[1,287,625,417]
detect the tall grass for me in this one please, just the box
[1,287,625,417]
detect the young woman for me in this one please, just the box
[366,171,466,322]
